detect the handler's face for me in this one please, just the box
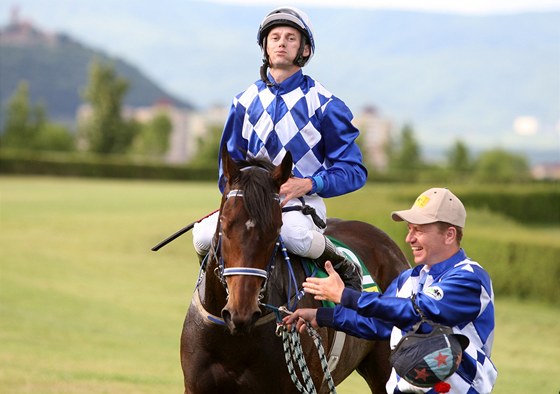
[405,223,450,267]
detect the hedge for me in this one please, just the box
[0,151,216,181]
[464,237,560,305]
[394,187,560,225]
[461,190,560,225]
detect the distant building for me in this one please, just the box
[354,105,393,172]
[0,6,59,46]
[77,101,227,163]
[531,163,560,180]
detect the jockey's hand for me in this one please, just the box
[279,177,312,207]
[282,308,319,334]
[303,261,345,304]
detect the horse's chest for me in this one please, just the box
[184,330,292,393]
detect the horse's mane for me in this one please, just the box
[235,156,279,234]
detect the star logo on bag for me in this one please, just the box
[413,367,430,381]
[435,352,449,367]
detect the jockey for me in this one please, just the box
[192,6,368,290]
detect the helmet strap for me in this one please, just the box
[259,36,274,86]
[293,36,308,67]
[260,59,273,86]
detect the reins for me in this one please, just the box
[276,315,337,394]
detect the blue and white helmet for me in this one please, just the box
[257,6,315,66]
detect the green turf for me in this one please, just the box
[1,177,558,393]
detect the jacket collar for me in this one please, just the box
[267,69,304,93]
[412,248,467,277]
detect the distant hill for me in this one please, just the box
[0,17,193,127]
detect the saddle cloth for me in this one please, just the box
[303,236,381,308]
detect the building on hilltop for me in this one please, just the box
[0,6,59,46]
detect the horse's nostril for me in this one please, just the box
[221,309,231,324]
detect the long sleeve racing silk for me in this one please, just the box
[316,249,497,394]
[217,70,367,197]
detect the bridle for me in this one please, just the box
[214,185,282,299]
[196,164,307,320]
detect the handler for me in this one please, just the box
[284,188,498,393]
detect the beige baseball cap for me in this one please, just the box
[391,188,466,228]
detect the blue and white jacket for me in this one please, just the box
[316,249,498,394]
[218,70,367,197]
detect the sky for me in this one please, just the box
[1,0,558,157]
[215,0,560,14]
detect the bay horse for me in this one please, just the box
[180,150,409,394]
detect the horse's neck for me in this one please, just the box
[264,253,307,308]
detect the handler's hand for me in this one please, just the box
[303,261,345,304]
[282,308,319,334]
[279,177,312,207]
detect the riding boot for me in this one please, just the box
[315,237,363,291]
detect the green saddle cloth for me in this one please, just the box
[304,236,382,308]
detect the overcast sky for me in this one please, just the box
[215,0,560,14]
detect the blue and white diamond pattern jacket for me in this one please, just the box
[317,249,498,394]
[218,70,367,197]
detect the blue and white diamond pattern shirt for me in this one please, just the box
[218,70,367,198]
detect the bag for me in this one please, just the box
[390,317,469,387]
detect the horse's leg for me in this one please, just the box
[356,340,392,394]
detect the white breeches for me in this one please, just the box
[192,195,327,258]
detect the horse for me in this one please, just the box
[180,149,410,394]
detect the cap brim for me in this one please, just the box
[451,333,470,351]
[391,209,437,225]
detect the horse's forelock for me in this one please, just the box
[236,159,279,233]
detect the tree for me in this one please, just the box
[80,60,134,154]
[1,81,43,149]
[1,81,74,151]
[34,123,75,152]
[446,139,473,181]
[386,123,423,178]
[130,112,172,157]
[189,123,222,167]
[447,140,472,172]
[473,148,531,183]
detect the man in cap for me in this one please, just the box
[284,188,498,393]
[192,7,367,290]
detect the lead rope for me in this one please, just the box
[270,307,336,394]
[261,238,336,393]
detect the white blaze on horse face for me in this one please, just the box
[245,219,256,231]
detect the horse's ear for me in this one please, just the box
[273,151,293,187]
[222,147,240,186]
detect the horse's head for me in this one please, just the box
[219,149,292,335]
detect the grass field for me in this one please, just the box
[1,176,558,393]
